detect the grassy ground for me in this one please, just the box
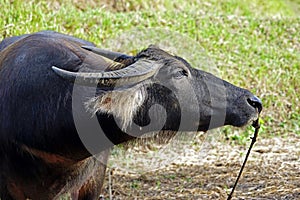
[1,0,299,140]
[1,0,299,199]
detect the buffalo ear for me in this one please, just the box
[85,87,146,131]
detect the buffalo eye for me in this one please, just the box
[173,69,189,79]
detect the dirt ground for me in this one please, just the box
[102,133,300,199]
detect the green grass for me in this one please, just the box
[0,0,299,141]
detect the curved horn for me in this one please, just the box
[82,46,132,61]
[52,60,159,88]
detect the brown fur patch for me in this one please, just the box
[7,181,26,200]
[21,145,75,166]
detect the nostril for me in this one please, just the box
[247,96,263,113]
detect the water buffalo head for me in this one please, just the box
[53,45,262,140]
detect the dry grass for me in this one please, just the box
[102,134,300,199]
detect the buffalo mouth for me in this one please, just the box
[227,101,262,128]
[198,95,262,132]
